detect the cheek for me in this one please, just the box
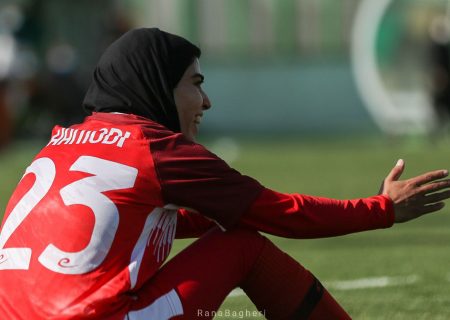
[174,86,203,125]
[174,94,195,129]
[185,89,203,106]
[177,91,202,114]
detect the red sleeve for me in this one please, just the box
[149,130,264,230]
[175,209,216,239]
[240,188,395,238]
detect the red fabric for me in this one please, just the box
[129,227,266,318]
[0,113,263,319]
[0,112,394,319]
[146,123,263,230]
[130,227,351,320]
[91,112,264,230]
[1,115,164,319]
[241,236,315,319]
[241,188,395,238]
[241,237,351,320]
[175,209,215,238]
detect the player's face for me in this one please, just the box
[174,58,211,142]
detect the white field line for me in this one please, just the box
[325,275,419,291]
[227,275,420,298]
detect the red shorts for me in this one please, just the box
[126,227,266,319]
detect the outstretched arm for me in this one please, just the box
[150,132,450,236]
[239,159,450,238]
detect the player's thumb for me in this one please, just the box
[385,159,405,182]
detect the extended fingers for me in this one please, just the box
[418,178,450,195]
[412,169,449,186]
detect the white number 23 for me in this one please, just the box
[0,156,138,274]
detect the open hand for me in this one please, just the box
[380,159,450,223]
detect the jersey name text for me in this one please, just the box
[47,127,131,148]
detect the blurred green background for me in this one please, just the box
[0,0,448,138]
[1,0,450,319]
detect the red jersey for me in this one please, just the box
[0,113,394,319]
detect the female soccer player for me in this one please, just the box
[1,28,450,319]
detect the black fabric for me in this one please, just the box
[82,28,201,132]
[292,277,324,319]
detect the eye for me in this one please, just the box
[194,80,204,88]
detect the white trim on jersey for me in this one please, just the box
[126,289,183,320]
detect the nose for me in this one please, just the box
[202,91,212,110]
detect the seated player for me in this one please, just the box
[1,28,450,319]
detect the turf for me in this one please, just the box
[1,136,450,319]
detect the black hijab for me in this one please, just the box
[82,28,201,132]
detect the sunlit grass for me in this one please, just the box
[1,135,450,319]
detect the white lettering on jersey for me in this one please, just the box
[47,127,131,148]
[39,156,138,274]
[0,156,138,275]
[0,158,55,270]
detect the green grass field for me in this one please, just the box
[1,136,450,319]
